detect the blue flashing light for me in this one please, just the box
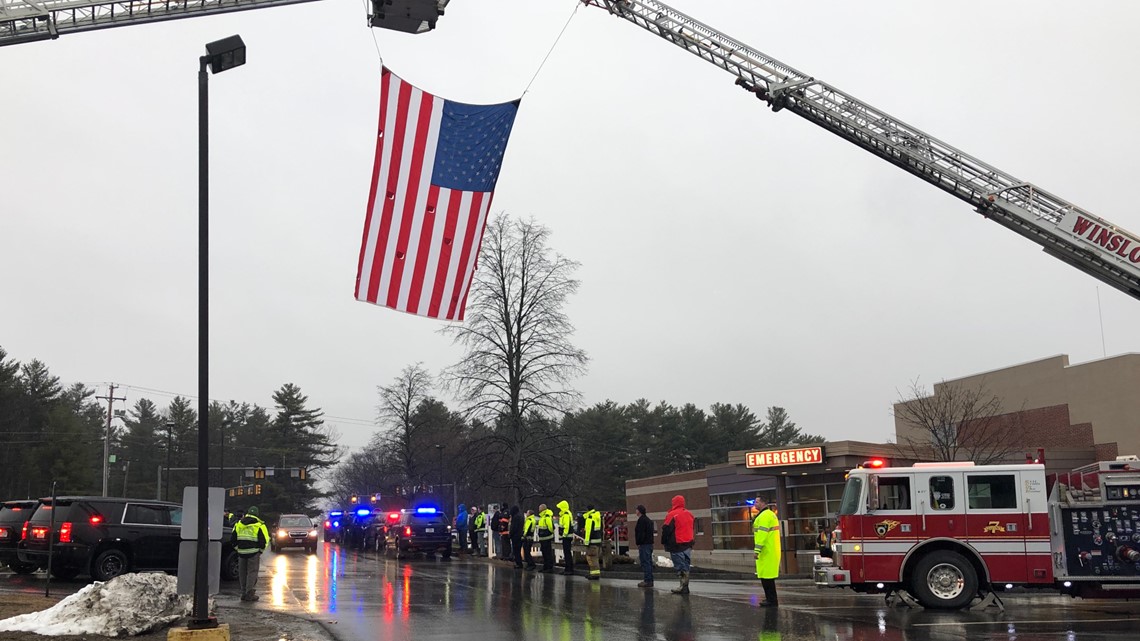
[329,511,343,517]
[332,520,340,528]
[744,499,755,506]
[355,508,371,517]
[415,507,438,514]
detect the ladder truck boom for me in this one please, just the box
[583,0,1140,301]
[0,0,448,45]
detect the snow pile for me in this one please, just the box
[0,573,197,637]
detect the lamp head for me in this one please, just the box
[204,35,246,74]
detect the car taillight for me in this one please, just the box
[59,522,72,543]
[90,515,104,525]
[20,522,28,540]
[404,526,412,536]
[0,526,8,539]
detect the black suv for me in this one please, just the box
[16,496,240,582]
[382,508,452,560]
[270,514,318,554]
[0,499,41,574]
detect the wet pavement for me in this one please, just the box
[5,543,1140,640]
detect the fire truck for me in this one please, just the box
[814,456,1140,609]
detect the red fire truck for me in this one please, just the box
[815,456,1140,609]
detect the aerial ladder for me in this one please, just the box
[0,0,449,45]
[3,0,1138,299]
[582,0,1140,301]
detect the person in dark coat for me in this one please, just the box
[634,504,655,587]
[508,505,525,569]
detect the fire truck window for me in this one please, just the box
[838,477,863,515]
[929,476,955,510]
[878,477,911,510]
[967,474,1017,510]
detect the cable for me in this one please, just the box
[523,1,581,95]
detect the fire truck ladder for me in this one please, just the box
[0,0,320,45]
[0,0,449,46]
[582,0,1140,301]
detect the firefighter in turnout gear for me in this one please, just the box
[537,504,555,572]
[582,505,603,580]
[230,506,270,601]
[752,496,781,607]
[522,509,538,570]
[556,500,575,575]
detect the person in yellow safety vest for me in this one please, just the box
[230,505,270,601]
[752,496,781,607]
[556,500,575,575]
[522,509,538,570]
[472,508,486,557]
[582,505,603,581]
[536,504,555,572]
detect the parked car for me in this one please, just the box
[16,496,240,582]
[270,514,318,554]
[323,510,345,543]
[0,499,41,574]
[382,507,452,560]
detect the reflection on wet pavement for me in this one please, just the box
[252,545,1140,640]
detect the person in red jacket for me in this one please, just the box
[662,494,695,595]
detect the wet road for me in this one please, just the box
[4,544,1140,640]
[255,544,1140,641]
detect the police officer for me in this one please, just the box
[582,505,603,580]
[752,496,781,607]
[231,505,270,601]
[556,500,575,575]
[472,507,486,556]
[536,503,555,572]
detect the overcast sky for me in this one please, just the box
[3,0,1137,455]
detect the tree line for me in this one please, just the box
[0,346,337,515]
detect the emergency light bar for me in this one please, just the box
[355,508,371,517]
[329,511,343,517]
[416,507,438,514]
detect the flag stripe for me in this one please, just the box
[455,192,495,321]
[407,183,442,315]
[356,73,395,301]
[365,76,411,304]
[388,90,440,310]
[375,82,423,306]
[428,189,462,318]
[438,190,472,320]
[447,191,486,320]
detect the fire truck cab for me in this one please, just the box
[816,458,1140,609]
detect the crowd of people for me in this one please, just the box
[451,493,783,606]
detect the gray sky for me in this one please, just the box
[3,0,1138,453]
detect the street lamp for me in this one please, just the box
[164,421,174,502]
[191,34,247,632]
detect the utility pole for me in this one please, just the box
[96,384,126,497]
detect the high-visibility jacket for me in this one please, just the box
[233,515,269,555]
[473,512,485,529]
[582,509,602,544]
[556,501,573,538]
[752,507,781,579]
[537,510,555,541]
[523,514,536,538]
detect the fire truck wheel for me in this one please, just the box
[910,550,978,609]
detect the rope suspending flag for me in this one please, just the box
[356,68,519,321]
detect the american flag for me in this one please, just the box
[356,68,519,321]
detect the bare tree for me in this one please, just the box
[441,215,588,503]
[378,363,434,484]
[892,379,1026,465]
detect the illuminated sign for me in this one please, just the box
[745,446,824,468]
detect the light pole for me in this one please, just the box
[165,422,174,502]
[435,444,444,488]
[191,34,246,631]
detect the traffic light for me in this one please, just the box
[373,493,382,503]
[350,494,358,504]
[228,488,235,497]
[255,484,262,495]
[299,468,307,480]
[237,487,244,496]
[254,467,266,479]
